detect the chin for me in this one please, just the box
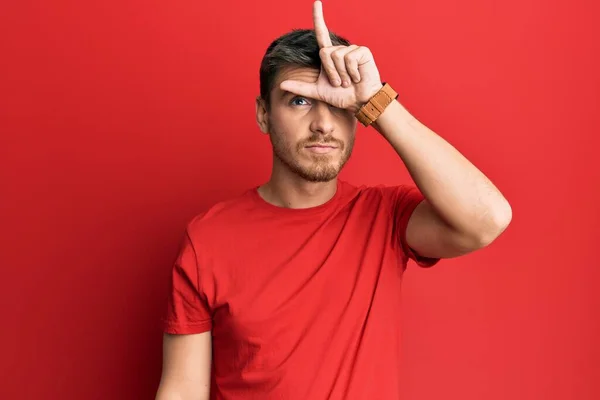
[300,173,338,183]
[297,162,342,182]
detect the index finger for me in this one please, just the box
[313,1,332,48]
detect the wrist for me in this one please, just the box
[350,83,384,114]
[372,99,416,138]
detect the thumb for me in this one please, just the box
[280,80,319,100]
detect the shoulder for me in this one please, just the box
[185,187,257,242]
[341,180,422,207]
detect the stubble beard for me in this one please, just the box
[269,125,354,183]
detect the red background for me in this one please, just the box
[2,0,599,399]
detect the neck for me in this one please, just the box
[258,162,338,209]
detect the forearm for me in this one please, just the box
[372,99,512,241]
[155,381,210,400]
[156,390,208,400]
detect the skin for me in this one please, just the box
[156,2,513,399]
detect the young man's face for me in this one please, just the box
[256,66,357,183]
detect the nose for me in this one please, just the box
[309,101,335,136]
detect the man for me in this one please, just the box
[155,1,512,399]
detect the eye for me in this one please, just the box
[290,96,310,106]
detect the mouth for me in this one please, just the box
[304,144,339,154]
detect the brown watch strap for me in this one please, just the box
[355,83,398,127]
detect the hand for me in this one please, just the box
[279,1,383,114]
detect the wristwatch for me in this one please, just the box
[355,82,398,127]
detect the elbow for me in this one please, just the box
[475,201,513,247]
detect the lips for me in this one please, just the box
[304,143,339,154]
[304,141,339,148]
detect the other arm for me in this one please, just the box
[155,332,212,400]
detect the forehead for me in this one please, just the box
[276,66,319,84]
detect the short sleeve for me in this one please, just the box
[393,185,440,268]
[162,229,213,334]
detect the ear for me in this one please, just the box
[255,96,269,134]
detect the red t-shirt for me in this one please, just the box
[163,179,440,399]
